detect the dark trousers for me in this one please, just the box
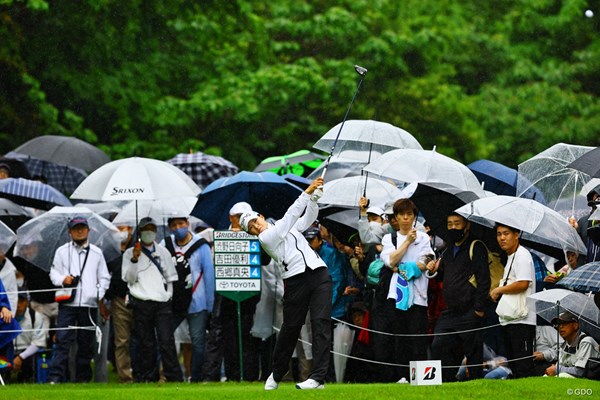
[431,308,484,382]
[272,267,332,383]
[502,323,535,378]
[132,299,182,382]
[47,306,96,383]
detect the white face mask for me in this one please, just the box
[16,278,24,287]
[140,231,156,244]
[117,231,129,244]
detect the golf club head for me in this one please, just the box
[354,65,368,77]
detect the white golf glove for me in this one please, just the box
[310,187,324,202]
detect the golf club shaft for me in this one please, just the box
[321,67,367,179]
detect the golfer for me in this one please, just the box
[240,177,332,390]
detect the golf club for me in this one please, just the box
[320,64,368,179]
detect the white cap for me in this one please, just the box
[366,206,384,216]
[240,211,260,232]
[229,201,253,216]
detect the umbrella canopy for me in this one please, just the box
[71,157,201,201]
[112,197,198,226]
[6,151,87,196]
[399,182,483,242]
[455,195,587,260]
[467,159,546,202]
[0,198,34,217]
[191,171,303,229]
[74,200,129,220]
[527,289,599,340]
[307,155,367,181]
[11,135,110,173]
[318,175,403,209]
[517,143,594,214]
[313,119,422,155]
[558,262,600,294]
[363,148,487,197]
[567,146,600,179]
[254,149,326,177]
[0,177,72,210]
[0,220,16,255]
[0,156,31,179]
[281,173,311,190]
[13,206,121,272]
[166,151,239,189]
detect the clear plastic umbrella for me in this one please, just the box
[13,206,121,272]
[517,143,595,216]
[0,220,16,255]
[313,119,422,155]
[112,197,198,226]
[318,175,403,209]
[363,147,487,197]
[455,195,587,260]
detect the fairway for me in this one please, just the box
[2,378,599,400]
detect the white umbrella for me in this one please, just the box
[13,206,121,272]
[0,220,16,255]
[70,157,201,201]
[455,195,587,260]
[318,175,402,209]
[363,147,487,197]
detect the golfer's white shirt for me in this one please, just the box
[258,192,326,280]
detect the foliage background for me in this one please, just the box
[1,0,599,170]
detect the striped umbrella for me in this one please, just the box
[0,177,72,210]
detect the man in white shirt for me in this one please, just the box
[240,177,331,390]
[121,217,182,383]
[47,216,110,383]
[491,223,536,378]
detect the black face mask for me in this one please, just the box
[447,228,466,244]
[588,200,600,208]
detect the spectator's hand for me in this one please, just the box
[405,228,417,244]
[543,274,559,284]
[545,364,557,376]
[63,275,74,286]
[568,216,578,230]
[359,196,369,213]
[99,300,110,321]
[354,245,364,261]
[474,310,484,318]
[12,355,22,371]
[533,351,545,362]
[0,306,11,323]
[490,287,502,302]
[132,241,141,261]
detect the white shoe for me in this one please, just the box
[264,373,279,390]
[397,377,408,384]
[296,378,324,389]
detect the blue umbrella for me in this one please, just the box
[0,177,72,210]
[467,159,546,203]
[191,171,303,229]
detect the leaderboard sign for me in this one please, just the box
[213,230,261,302]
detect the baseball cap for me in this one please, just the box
[303,227,321,240]
[230,202,253,216]
[551,310,579,326]
[138,217,157,230]
[366,206,384,216]
[68,216,89,229]
[240,211,260,232]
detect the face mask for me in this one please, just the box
[117,231,129,244]
[447,228,466,244]
[140,231,156,244]
[173,227,189,241]
[16,278,24,287]
[588,200,600,207]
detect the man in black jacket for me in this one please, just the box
[430,212,490,382]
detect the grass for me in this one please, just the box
[2,378,600,400]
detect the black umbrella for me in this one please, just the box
[567,146,600,178]
[11,135,110,173]
[0,156,31,179]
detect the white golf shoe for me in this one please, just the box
[295,378,325,390]
[264,373,279,390]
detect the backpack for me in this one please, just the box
[468,240,504,296]
[165,236,207,313]
[366,232,397,286]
